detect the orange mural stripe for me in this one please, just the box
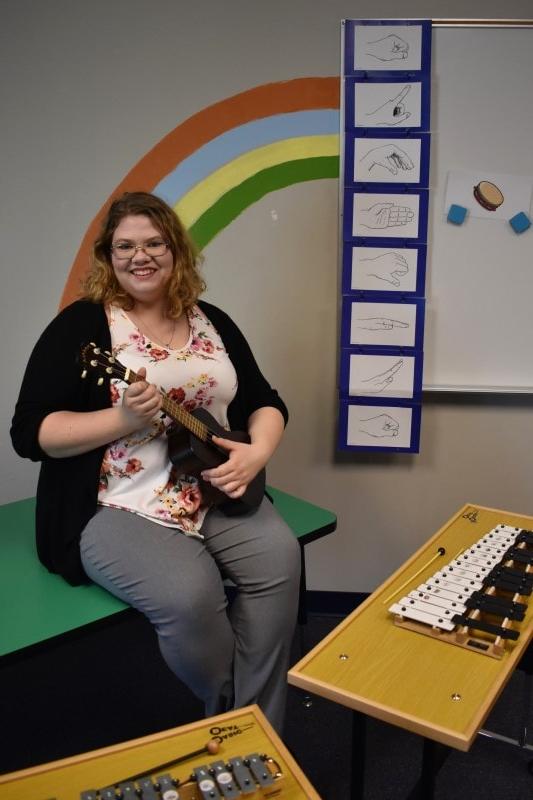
[61,77,340,308]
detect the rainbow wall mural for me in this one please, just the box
[61,77,340,308]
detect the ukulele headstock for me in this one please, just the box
[80,343,130,385]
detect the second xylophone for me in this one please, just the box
[389,523,533,658]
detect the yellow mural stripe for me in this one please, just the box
[174,134,339,228]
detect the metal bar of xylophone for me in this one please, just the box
[388,524,533,658]
[80,752,284,800]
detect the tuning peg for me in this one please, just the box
[109,356,116,363]
[90,360,97,367]
[97,377,104,386]
[81,370,87,379]
[93,347,101,355]
[106,367,112,375]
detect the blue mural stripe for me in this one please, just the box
[154,109,340,202]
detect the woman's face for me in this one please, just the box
[110,214,174,307]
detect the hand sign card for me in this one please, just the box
[357,82,421,126]
[343,19,432,76]
[343,244,426,296]
[344,189,429,243]
[345,77,430,132]
[338,399,422,453]
[339,350,423,400]
[345,132,430,188]
[341,297,425,349]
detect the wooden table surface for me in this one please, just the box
[288,503,533,750]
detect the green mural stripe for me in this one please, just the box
[189,156,339,250]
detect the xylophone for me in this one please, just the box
[388,522,533,658]
[0,705,320,800]
[288,505,533,752]
[80,752,283,799]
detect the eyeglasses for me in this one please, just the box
[111,240,170,259]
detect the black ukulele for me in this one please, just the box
[81,344,265,516]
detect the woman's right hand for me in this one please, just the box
[121,367,162,429]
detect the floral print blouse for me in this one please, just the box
[97,305,237,535]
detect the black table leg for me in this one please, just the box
[351,710,367,800]
[297,543,307,657]
[406,738,451,800]
[297,542,308,627]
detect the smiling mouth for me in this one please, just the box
[130,267,157,277]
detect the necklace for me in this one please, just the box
[131,313,176,349]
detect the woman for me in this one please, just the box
[11,191,300,733]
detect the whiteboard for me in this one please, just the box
[425,23,533,392]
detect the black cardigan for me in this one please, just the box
[11,300,288,585]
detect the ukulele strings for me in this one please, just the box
[92,355,221,442]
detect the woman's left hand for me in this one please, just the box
[200,437,267,499]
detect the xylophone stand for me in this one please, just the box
[406,739,451,800]
[522,670,533,749]
[348,709,450,800]
[350,710,367,800]
[348,666,533,798]
[478,666,533,755]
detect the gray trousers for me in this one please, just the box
[80,498,300,732]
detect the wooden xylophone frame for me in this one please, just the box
[390,526,533,660]
[392,614,510,659]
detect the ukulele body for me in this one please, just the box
[80,344,265,516]
[166,406,266,516]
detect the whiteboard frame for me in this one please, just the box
[428,19,533,392]
[340,19,533,394]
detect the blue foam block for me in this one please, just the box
[509,211,531,234]
[447,204,467,225]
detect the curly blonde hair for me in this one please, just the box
[83,191,205,318]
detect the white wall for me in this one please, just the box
[3,0,533,592]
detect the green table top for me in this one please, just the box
[0,488,336,658]
[0,497,128,658]
[266,486,337,544]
